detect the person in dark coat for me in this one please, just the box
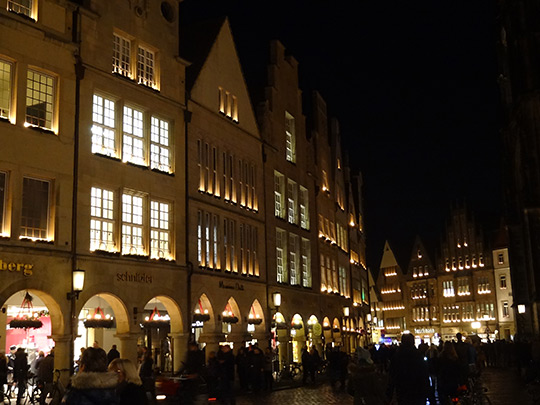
[179,342,205,405]
[109,358,148,405]
[61,347,118,405]
[37,348,55,405]
[263,348,273,391]
[13,347,29,405]
[217,344,236,404]
[301,347,313,385]
[249,347,264,392]
[387,333,430,405]
[139,348,155,402]
[437,341,461,405]
[235,347,249,391]
[206,351,219,399]
[107,345,121,365]
[347,349,386,405]
[0,352,8,402]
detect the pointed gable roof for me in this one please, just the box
[407,235,435,280]
[181,17,259,137]
[380,240,399,270]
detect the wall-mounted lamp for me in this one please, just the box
[366,313,372,322]
[518,304,526,314]
[67,269,85,300]
[272,292,282,308]
[343,306,350,317]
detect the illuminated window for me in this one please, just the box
[8,0,34,19]
[322,170,329,192]
[285,111,296,162]
[498,253,504,265]
[339,266,347,296]
[20,177,50,240]
[222,218,236,272]
[251,226,259,276]
[197,211,202,264]
[502,301,509,318]
[26,69,55,131]
[0,59,12,120]
[500,275,507,289]
[90,187,114,251]
[276,228,287,283]
[443,280,455,297]
[150,117,171,172]
[205,212,210,266]
[301,238,311,287]
[229,219,236,272]
[92,94,116,157]
[287,179,297,224]
[113,33,132,78]
[122,193,144,255]
[0,171,5,235]
[299,186,309,230]
[150,200,170,259]
[218,87,238,122]
[212,214,219,269]
[289,234,299,285]
[239,223,244,274]
[137,46,156,88]
[122,106,145,165]
[274,171,285,218]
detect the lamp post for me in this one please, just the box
[67,269,85,375]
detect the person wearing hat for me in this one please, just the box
[347,347,386,405]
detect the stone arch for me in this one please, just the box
[151,295,183,334]
[247,299,265,330]
[332,317,342,342]
[0,284,65,336]
[79,292,130,335]
[195,293,215,334]
[222,296,242,334]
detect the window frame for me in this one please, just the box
[0,171,6,236]
[0,58,13,121]
[25,68,56,132]
[90,187,115,252]
[20,177,51,241]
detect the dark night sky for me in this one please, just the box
[180,0,502,269]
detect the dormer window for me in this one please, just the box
[218,87,238,122]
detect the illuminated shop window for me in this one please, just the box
[122,193,144,255]
[20,177,50,241]
[0,59,12,120]
[285,111,296,162]
[301,238,311,287]
[25,70,55,131]
[123,106,145,165]
[289,234,299,285]
[92,95,117,157]
[287,179,298,224]
[150,117,171,172]
[276,228,287,283]
[113,33,132,78]
[137,46,156,88]
[90,187,114,251]
[8,0,35,19]
[0,171,5,236]
[150,200,170,260]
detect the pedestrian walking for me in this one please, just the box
[217,344,235,405]
[61,346,118,405]
[263,348,273,391]
[236,347,249,391]
[37,348,54,405]
[437,341,461,405]
[13,347,29,405]
[347,348,386,405]
[301,347,313,385]
[139,348,156,403]
[109,358,148,405]
[206,351,219,399]
[179,342,205,405]
[387,333,430,405]
[107,344,121,365]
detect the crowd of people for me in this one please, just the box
[1,334,532,405]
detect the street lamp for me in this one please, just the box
[272,292,282,308]
[67,269,85,375]
[471,321,481,335]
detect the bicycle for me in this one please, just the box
[451,373,492,405]
[274,363,302,383]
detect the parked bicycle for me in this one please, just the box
[274,362,302,383]
[452,372,492,405]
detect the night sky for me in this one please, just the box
[180,0,502,269]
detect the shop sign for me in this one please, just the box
[116,271,153,283]
[218,281,244,291]
[191,320,204,328]
[312,323,323,336]
[414,328,435,334]
[0,259,33,276]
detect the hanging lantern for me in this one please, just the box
[221,310,239,324]
[142,307,170,329]
[9,292,43,329]
[84,307,114,328]
[247,306,262,325]
[193,300,210,322]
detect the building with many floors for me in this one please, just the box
[0,0,369,377]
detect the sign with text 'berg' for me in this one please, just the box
[0,259,34,276]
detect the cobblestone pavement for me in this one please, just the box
[235,384,353,405]
[482,367,535,405]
